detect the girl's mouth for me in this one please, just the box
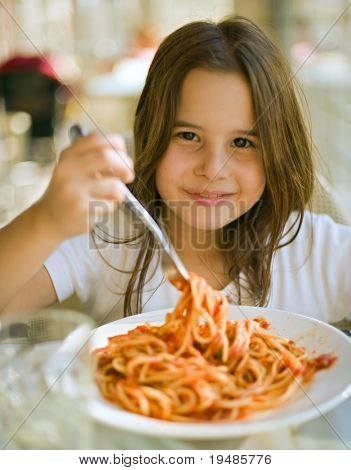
[185,190,235,206]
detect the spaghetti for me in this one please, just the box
[93,273,337,422]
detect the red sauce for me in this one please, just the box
[313,353,337,370]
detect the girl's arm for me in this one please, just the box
[0,133,134,316]
[0,203,61,315]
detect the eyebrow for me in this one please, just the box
[174,120,259,137]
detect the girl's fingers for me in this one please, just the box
[68,132,127,155]
[60,133,133,180]
[86,178,125,228]
[88,177,127,202]
[88,198,116,226]
[70,148,134,183]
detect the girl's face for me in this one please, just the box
[156,68,266,234]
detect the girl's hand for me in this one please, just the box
[36,133,135,241]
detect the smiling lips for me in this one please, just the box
[185,189,235,206]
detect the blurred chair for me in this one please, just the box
[310,175,351,225]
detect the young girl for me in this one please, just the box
[0,16,350,327]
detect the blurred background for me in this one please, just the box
[0,0,350,228]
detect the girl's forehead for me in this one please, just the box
[181,67,248,89]
[177,68,255,129]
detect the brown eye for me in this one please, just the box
[233,138,252,148]
[179,132,198,141]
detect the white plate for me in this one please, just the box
[88,306,351,440]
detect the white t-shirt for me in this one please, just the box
[44,210,351,325]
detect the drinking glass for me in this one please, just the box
[0,309,96,449]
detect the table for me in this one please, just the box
[89,396,351,450]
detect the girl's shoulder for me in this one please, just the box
[270,211,351,322]
[274,210,351,280]
[283,210,351,246]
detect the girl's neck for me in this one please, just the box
[165,212,231,290]
[167,211,219,257]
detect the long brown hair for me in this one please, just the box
[95,16,314,317]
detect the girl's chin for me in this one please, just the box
[183,218,235,232]
[166,208,240,232]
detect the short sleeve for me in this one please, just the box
[43,232,102,304]
[314,214,351,322]
[42,207,148,320]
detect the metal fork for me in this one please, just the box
[69,125,189,282]
[0,311,91,345]
[0,313,82,368]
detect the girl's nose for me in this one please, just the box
[194,144,230,180]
